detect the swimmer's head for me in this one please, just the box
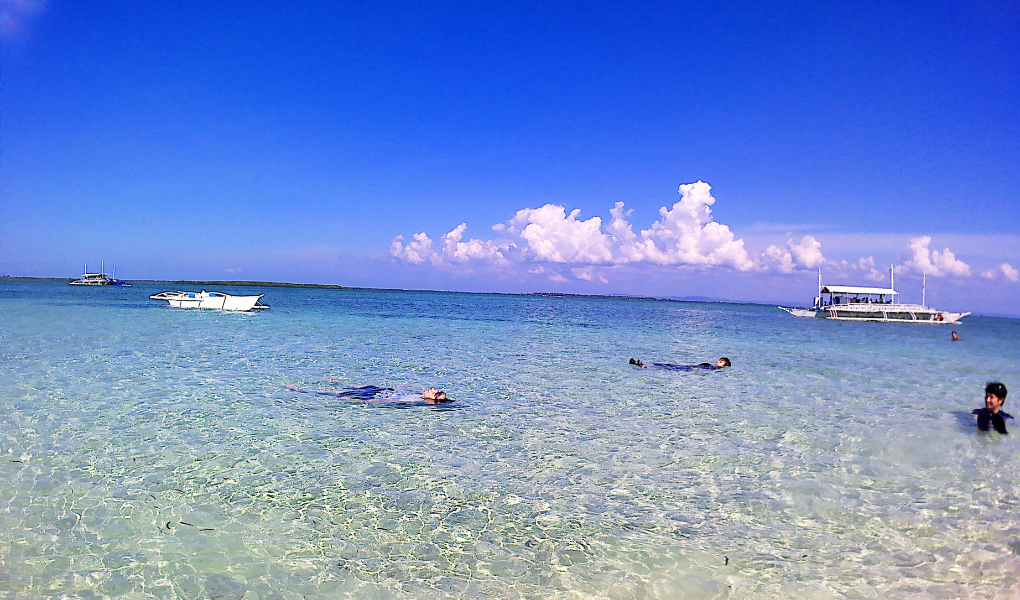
[986,382,1007,411]
[421,388,449,403]
[716,357,731,368]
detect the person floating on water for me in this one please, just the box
[952,331,960,342]
[973,382,1011,434]
[284,382,451,404]
[630,357,731,371]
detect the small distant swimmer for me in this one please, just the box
[973,382,1011,434]
[631,357,731,371]
[952,331,960,342]
[284,383,452,404]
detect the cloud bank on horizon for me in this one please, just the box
[391,181,1014,286]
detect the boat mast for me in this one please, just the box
[890,264,895,305]
[922,271,926,307]
[818,267,822,308]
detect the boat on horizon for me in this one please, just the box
[149,290,269,311]
[779,267,969,324]
[69,263,131,286]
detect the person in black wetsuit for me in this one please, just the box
[973,381,1011,434]
[284,383,451,404]
[630,357,731,371]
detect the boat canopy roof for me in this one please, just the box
[821,285,898,295]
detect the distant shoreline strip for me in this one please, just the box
[4,276,1012,317]
[2,276,749,303]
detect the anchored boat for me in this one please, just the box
[149,290,269,311]
[69,263,130,286]
[779,268,969,324]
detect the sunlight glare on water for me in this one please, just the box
[1,280,1019,599]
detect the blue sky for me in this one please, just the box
[2,1,1018,313]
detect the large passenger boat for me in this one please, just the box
[779,269,969,324]
[69,263,130,286]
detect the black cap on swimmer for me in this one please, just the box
[718,357,731,367]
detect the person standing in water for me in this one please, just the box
[973,382,1011,434]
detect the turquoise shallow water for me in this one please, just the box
[2,280,1019,599]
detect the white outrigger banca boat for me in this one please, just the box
[149,290,269,311]
[69,263,130,286]
[779,267,969,324]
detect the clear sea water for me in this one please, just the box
[2,280,1019,599]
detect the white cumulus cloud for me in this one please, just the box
[437,223,510,265]
[760,235,827,273]
[502,182,761,270]
[570,266,609,283]
[528,266,570,283]
[389,233,433,265]
[508,205,614,263]
[762,245,795,273]
[389,182,855,278]
[391,225,510,266]
[984,263,1019,283]
[850,256,886,282]
[788,235,826,268]
[632,181,756,271]
[905,236,971,277]
[393,181,760,273]
[1003,263,1020,283]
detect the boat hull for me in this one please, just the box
[150,290,266,312]
[821,309,968,324]
[779,305,969,324]
[778,306,821,318]
[70,279,130,286]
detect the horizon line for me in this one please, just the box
[3,275,1018,319]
